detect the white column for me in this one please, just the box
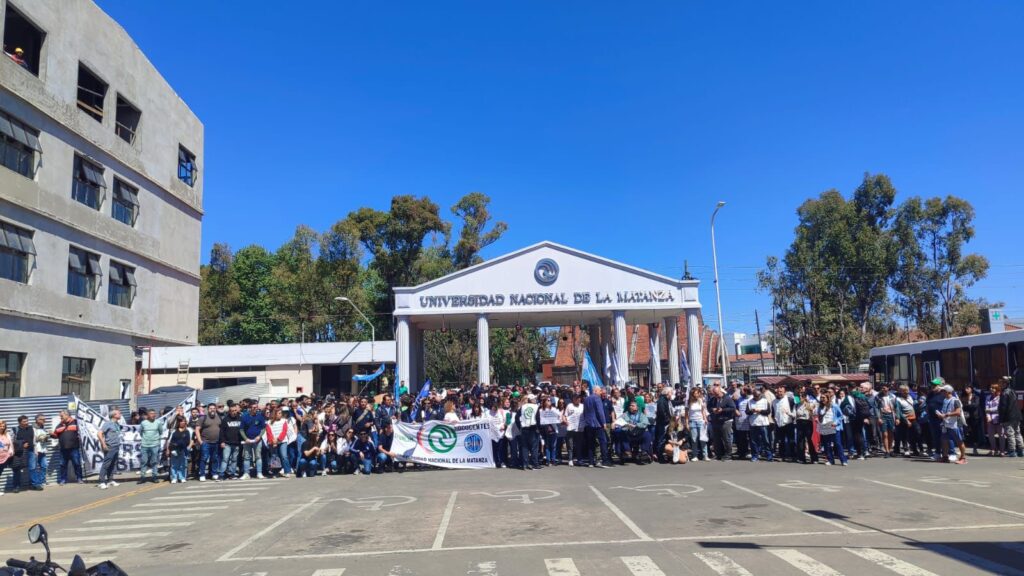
[613,310,629,386]
[413,327,425,388]
[648,323,662,386]
[396,315,411,393]
[665,316,680,386]
[686,309,703,386]
[477,314,490,386]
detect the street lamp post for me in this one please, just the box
[335,296,375,361]
[711,201,729,387]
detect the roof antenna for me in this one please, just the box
[682,260,694,281]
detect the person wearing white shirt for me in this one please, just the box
[564,394,584,466]
[486,401,508,468]
[747,388,773,462]
[773,386,796,462]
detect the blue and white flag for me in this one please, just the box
[609,345,623,386]
[352,364,385,382]
[603,343,614,383]
[412,378,432,419]
[581,350,603,391]
[393,364,401,399]
[680,349,692,384]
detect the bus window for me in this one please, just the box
[971,344,1007,390]
[940,347,971,389]
[887,354,910,387]
[870,356,887,385]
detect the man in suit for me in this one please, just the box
[581,384,610,468]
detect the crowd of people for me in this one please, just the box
[0,372,1021,493]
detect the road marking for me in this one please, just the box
[218,497,320,561]
[589,485,653,541]
[0,544,144,555]
[868,480,1024,519]
[311,570,346,576]
[89,513,212,522]
[891,522,1024,533]
[133,499,246,507]
[170,487,270,495]
[114,506,227,513]
[777,480,842,493]
[432,491,457,550]
[694,551,754,575]
[152,493,260,500]
[0,482,166,536]
[621,556,667,576]
[468,561,497,575]
[927,544,1024,576]
[722,480,859,533]
[843,548,938,576]
[471,489,559,504]
[33,532,169,543]
[611,484,703,498]
[331,496,418,511]
[660,530,868,542]
[918,476,990,488]
[185,479,286,488]
[63,522,193,531]
[768,549,843,576]
[228,538,646,561]
[544,558,581,576]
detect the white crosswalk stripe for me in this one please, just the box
[90,513,211,521]
[621,556,667,576]
[32,533,169,543]
[0,544,145,555]
[310,570,346,576]
[466,561,497,575]
[544,558,581,576]
[693,551,754,576]
[113,506,228,513]
[170,488,270,495]
[768,549,843,576]
[153,492,260,500]
[843,548,939,576]
[133,499,245,506]
[62,522,193,532]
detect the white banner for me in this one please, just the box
[392,418,494,469]
[75,392,197,476]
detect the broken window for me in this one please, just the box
[77,63,107,122]
[67,246,100,299]
[72,154,106,210]
[3,4,44,76]
[111,178,139,226]
[107,260,136,308]
[115,94,141,144]
[0,109,41,178]
[177,144,197,187]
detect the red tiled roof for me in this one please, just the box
[729,352,775,362]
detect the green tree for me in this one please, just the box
[198,243,240,345]
[232,245,281,344]
[451,192,508,269]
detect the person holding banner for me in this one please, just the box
[0,420,13,495]
[97,408,123,490]
[138,409,165,483]
[539,397,559,466]
[52,410,84,485]
[486,398,508,468]
[563,394,584,466]
[517,394,540,470]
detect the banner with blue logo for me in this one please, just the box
[391,418,495,469]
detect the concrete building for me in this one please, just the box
[724,331,772,356]
[0,0,203,399]
[142,342,396,398]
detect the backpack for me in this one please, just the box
[854,396,872,419]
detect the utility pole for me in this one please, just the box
[755,309,767,373]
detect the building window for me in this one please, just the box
[72,155,106,209]
[177,145,197,187]
[3,4,45,76]
[107,260,136,308]
[76,63,107,122]
[111,179,139,226]
[61,356,93,399]
[67,246,100,299]
[0,351,25,398]
[0,220,36,283]
[115,94,141,144]
[0,110,41,178]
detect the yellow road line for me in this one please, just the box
[0,482,168,536]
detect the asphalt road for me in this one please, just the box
[1,457,1023,575]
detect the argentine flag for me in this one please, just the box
[581,350,603,391]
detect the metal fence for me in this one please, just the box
[0,395,128,488]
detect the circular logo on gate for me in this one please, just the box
[464,433,483,453]
[427,424,458,454]
[534,258,559,286]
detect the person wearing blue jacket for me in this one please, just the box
[581,385,611,467]
[817,390,848,466]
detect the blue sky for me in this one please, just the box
[98,0,1023,335]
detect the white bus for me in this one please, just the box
[869,330,1024,400]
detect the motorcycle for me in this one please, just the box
[1,524,127,576]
